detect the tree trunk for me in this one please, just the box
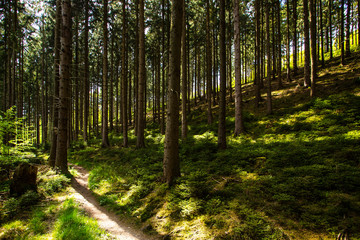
[329,0,333,59]
[286,0,292,82]
[303,0,311,87]
[233,0,245,136]
[163,0,183,185]
[218,0,226,149]
[341,0,345,65]
[277,0,282,89]
[137,0,146,148]
[55,0,71,174]
[181,0,187,139]
[255,0,261,108]
[206,0,213,124]
[101,0,110,147]
[122,0,128,147]
[266,0,272,115]
[320,0,325,67]
[83,0,89,142]
[309,0,317,97]
[292,0,298,75]
[345,0,351,57]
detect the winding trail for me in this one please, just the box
[69,164,159,240]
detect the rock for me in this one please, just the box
[10,163,38,196]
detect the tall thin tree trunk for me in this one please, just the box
[206,0,213,124]
[163,0,183,185]
[255,0,261,108]
[101,0,110,147]
[277,0,282,89]
[234,0,244,136]
[320,0,325,67]
[218,0,226,149]
[122,0,128,147]
[181,0,187,139]
[293,0,298,75]
[266,0,272,114]
[341,0,345,64]
[329,0,333,59]
[49,0,61,167]
[83,0,89,142]
[346,0,351,56]
[137,0,146,148]
[55,0,71,173]
[286,0,292,82]
[310,0,317,97]
[304,0,311,87]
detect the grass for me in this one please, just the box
[0,164,111,239]
[52,198,110,240]
[68,50,360,239]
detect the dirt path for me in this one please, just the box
[70,164,159,240]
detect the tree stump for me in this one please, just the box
[10,163,38,196]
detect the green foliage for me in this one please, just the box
[38,171,71,196]
[0,190,40,223]
[52,198,110,240]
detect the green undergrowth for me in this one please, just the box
[69,60,360,238]
[0,166,79,239]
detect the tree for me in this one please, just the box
[303,0,310,87]
[309,0,317,97]
[206,0,213,124]
[254,0,261,108]
[345,0,351,57]
[83,0,89,142]
[122,0,128,147]
[286,0,291,82]
[181,0,187,139]
[341,0,345,65]
[101,0,110,148]
[292,0,298,75]
[55,0,72,173]
[233,0,245,136]
[218,0,226,149]
[163,0,183,185]
[266,0,272,115]
[49,0,61,167]
[137,0,146,148]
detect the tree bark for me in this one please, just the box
[303,0,311,87]
[255,0,261,108]
[137,0,146,148]
[286,0,292,82]
[345,0,351,57]
[266,0,272,115]
[309,0,317,97]
[292,0,298,75]
[163,0,183,185]
[83,0,89,142]
[55,0,71,174]
[218,0,226,149]
[101,0,110,147]
[233,0,245,136]
[206,0,213,124]
[341,0,345,65]
[122,0,128,147]
[277,0,282,89]
[181,0,187,139]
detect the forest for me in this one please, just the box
[1,0,360,239]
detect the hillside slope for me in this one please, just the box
[69,53,360,239]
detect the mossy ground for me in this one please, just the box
[68,53,360,239]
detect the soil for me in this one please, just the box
[70,164,160,240]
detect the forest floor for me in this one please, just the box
[68,164,159,240]
[1,51,360,239]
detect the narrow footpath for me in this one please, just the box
[70,164,159,240]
